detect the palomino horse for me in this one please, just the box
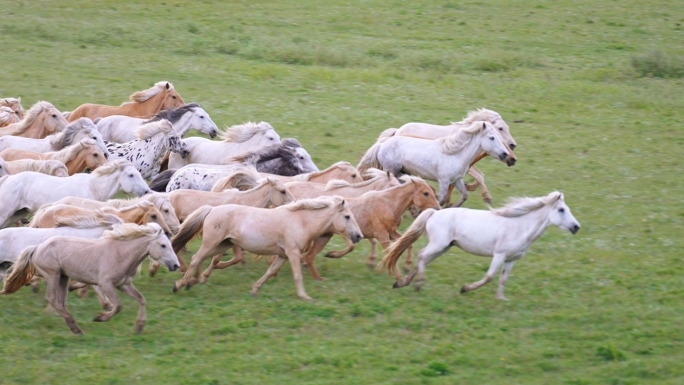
[379,192,581,300]
[0,101,69,139]
[261,161,362,184]
[1,223,180,335]
[96,103,219,143]
[0,117,108,155]
[0,159,150,228]
[0,138,108,175]
[105,119,189,179]
[171,196,363,300]
[298,176,441,281]
[0,98,25,120]
[5,159,69,177]
[66,81,185,122]
[357,121,510,207]
[283,170,402,200]
[0,106,20,127]
[167,121,281,169]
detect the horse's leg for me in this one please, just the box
[91,285,114,311]
[304,234,336,281]
[148,259,161,277]
[448,179,468,208]
[28,276,41,293]
[92,282,122,322]
[461,252,507,295]
[174,241,231,292]
[467,166,491,204]
[496,261,517,301]
[118,283,147,333]
[436,178,453,207]
[394,240,451,289]
[286,250,312,300]
[201,246,245,283]
[445,183,455,207]
[251,255,288,297]
[47,274,83,335]
[324,235,353,259]
[368,237,385,269]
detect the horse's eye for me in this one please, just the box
[93,153,98,157]
[172,96,177,99]
[344,215,350,220]
[351,174,357,178]
[558,208,565,213]
[151,214,158,220]
[280,190,286,194]
[129,174,134,177]
[164,209,169,213]
[423,192,429,197]
[161,244,167,248]
[489,136,495,140]
[200,116,204,119]
[52,114,57,118]
[499,127,503,131]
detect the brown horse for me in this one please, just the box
[171,196,363,300]
[0,97,25,120]
[0,101,69,139]
[67,81,185,122]
[0,138,107,174]
[1,223,180,335]
[260,161,363,184]
[5,159,69,177]
[297,176,441,281]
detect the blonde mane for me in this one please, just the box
[491,191,563,217]
[3,101,54,135]
[7,159,67,175]
[105,192,167,208]
[454,108,502,125]
[52,212,124,228]
[91,159,130,177]
[126,81,174,104]
[136,119,174,140]
[219,121,273,142]
[116,200,153,213]
[285,196,342,211]
[102,222,163,240]
[438,121,490,155]
[44,138,97,164]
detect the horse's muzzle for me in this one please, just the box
[570,224,580,234]
[351,232,363,244]
[499,152,509,161]
[181,151,190,159]
[506,157,517,167]
[168,263,180,272]
[210,131,218,138]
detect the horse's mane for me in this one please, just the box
[116,200,153,213]
[324,173,387,191]
[52,212,124,229]
[285,196,343,212]
[491,191,563,217]
[219,121,274,143]
[210,169,262,192]
[102,222,163,240]
[281,137,302,148]
[136,119,174,140]
[106,192,168,208]
[51,117,95,149]
[3,101,54,135]
[92,159,130,176]
[453,108,502,125]
[143,103,200,124]
[45,138,97,164]
[7,159,67,175]
[228,143,289,164]
[438,121,490,155]
[361,167,389,180]
[127,81,174,104]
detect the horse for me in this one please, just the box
[162,158,270,192]
[357,121,510,207]
[257,138,319,174]
[0,157,9,177]
[1,223,180,335]
[171,196,363,300]
[95,103,219,143]
[379,191,581,300]
[283,170,402,200]
[0,138,108,175]
[0,101,69,139]
[167,121,281,169]
[66,81,186,122]
[0,98,25,120]
[261,161,362,184]
[0,159,151,228]
[105,119,189,179]
[0,117,108,155]
[0,106,21,127]
[5,159,69,177]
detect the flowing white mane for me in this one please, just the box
[102,222,163,240]
[454,108,502,125]
[438,121,490,155]
[219,121,274,143]
[136,119,174,140]
[285,196,342,211]
[491,191,564,217]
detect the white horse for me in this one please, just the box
[0,159,150,228]
[168,121,281,169]
[357,121,509,207]
[379,191,581,300]
[106,119,189,179]
[96,103,219,143]
[0,117,108,155]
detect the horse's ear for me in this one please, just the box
[386,170,390,179]
[482,122,487,130]
[165,82,171,90]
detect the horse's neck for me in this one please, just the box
[173,114,192,136]
[382,184,417,216]
[89,172,122,201]
[65,154,87,174]
[506,208,553,245]
[309,168,335,182]
[106,238,151,275]
[125,94,164,118]
[235,186,270,207]
[291,208,337,237]
[116,208,143,224]
[22,113,47,139]
[48,132,63,149]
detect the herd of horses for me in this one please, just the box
[0,81,580,335]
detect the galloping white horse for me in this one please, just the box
[379,191,581,300]
[96,103,219,143]
[0,117,108,155]
[357,121,509,206]
[0,159,150,228]
[105,119,189,179]
[167,121,281,169]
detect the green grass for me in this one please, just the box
[1,0,683,384]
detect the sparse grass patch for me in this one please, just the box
[631,49,684,78]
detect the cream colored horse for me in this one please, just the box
[0,138,107,175]
[1,223,180,335]
[0,106,20,127]
[4,159,68,177]
[171,196,363,300]
[284,169,401,200]
[259,161,362,184]
[0,101,69,139]
[0,97,25,119]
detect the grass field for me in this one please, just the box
[1,1,683,384]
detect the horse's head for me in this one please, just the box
[167,133,190,158]
[189,106,219,138]
[548,192,581,235]
[137,201,174,238]
[257,122,281,145]
[293,147,319,173]
[149,195,181,234]
[117,162,152,196]
[44,105,70,134]
[264,178,296,207]
[329,196,363,244]
[0,106,20,126]
[478,122,511,165]
[0,98,25,120]
[159,82,186,111]
[145,223,180,272]
[406,176,441,211]
[78,139,108,171]
[77,118,109,159]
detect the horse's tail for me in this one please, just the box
[378,208,437,277]
[1,246,37,294]
[357,142,383,173]
[377,127,398,141]
[171,205,212,253]
[149,169,177,192]
[211,171,260,192]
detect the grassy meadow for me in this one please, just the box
[1,0,683,383]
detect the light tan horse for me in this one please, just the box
[171,196,363,300]
[5,159,69,177]
[1,223,180,335]
[297,176,441,281]
[284,169,401,200]
[0,101,69,139]
[259,161,363,184]
[0,106,21,127]
[0,97,25,119]
[0,138,107,174]
[67,81,186,122]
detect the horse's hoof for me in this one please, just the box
[313,276,326,281]
[73,329,85,336]
[460,285,468,294]
[135,323,146,334]
[31,285,40,294]
[149,270,157,277]
[392,281,401,289]
[93,314,106,322]
[414,285,422,292]
[367,263,377,270]
[172,284,179,293]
